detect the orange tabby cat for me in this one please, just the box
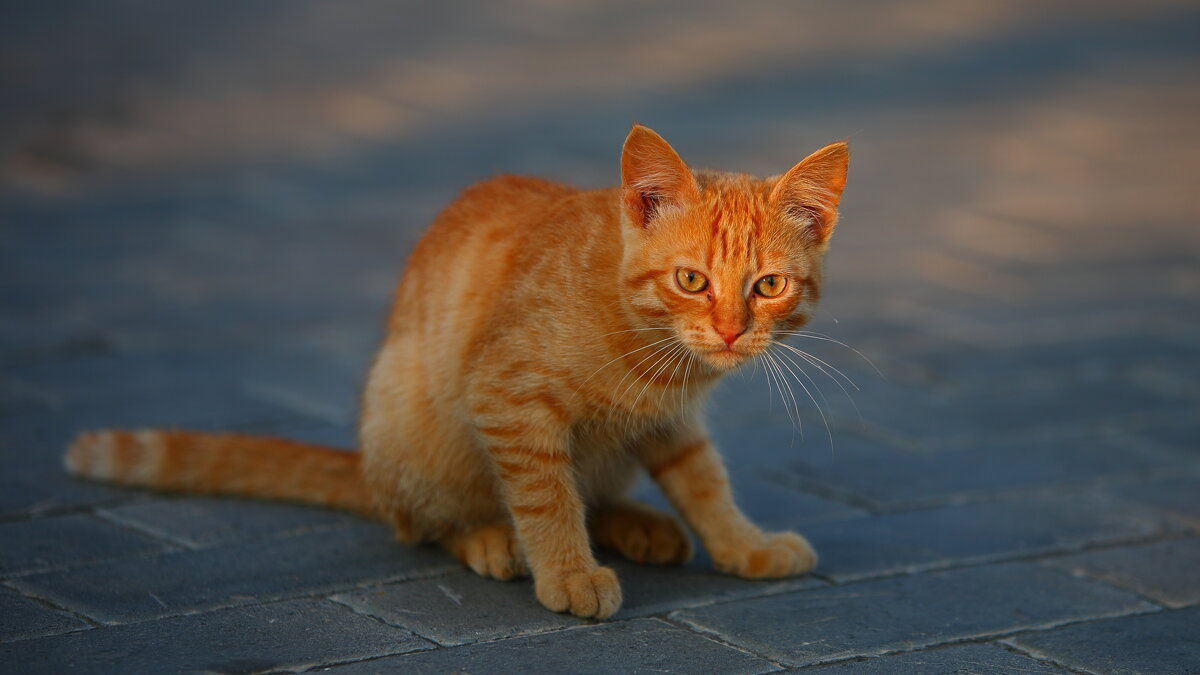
[65,124,848,619]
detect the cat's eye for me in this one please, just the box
[754,275,787,298]
[676,269,709,293]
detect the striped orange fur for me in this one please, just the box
[65,124,848,619]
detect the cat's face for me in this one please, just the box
[619,125,848,373]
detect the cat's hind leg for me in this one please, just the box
[589,499,693,565]
[441,522,529,580]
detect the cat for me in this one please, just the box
[65,124,849,619]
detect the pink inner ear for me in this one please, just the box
[620,125,699,227]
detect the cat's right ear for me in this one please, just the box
[621,124,700,229]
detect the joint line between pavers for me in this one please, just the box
[996,638,1106,675]
[653,614,789,673]
[0,579,103,632]
[819,528,1187,587]
[92,508,202,551]
[0,493,152,526]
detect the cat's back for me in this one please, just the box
[388,174,608,328]
[436,174,579,239]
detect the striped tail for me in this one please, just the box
[65,429,377,518]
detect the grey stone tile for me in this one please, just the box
[0,467,126,521]
[610,556,825,618]
[0,514,170,577]
[734,470,867,528]
[798,492,1174,583]
[0,586,89,643]
[782,430,1195,508]
[906,335,1200,383]
[1106,467,1200,529]
[1128,419,1200,454]
[829,376,1182,443]
[12,522,456,624]
[1044,538,1200,608]
[631,469,864,531]
[674,562,1154,667]
[99,495,360,548]
[798,642,1071,673]
[3,352,304,434]
[0,598,430,674]
[335,572,584,646]
[1006,606,1200,675]
[0,424,136,519]
[324,618,778,674]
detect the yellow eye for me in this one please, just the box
[755,274,787,298]
[676,268,709,293]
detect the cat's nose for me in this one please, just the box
[716,326,744,347]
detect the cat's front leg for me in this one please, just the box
[642,431,817,578]
[476,410,621,619]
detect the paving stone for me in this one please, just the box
[334,571,584,646]
[1105,467,1200,529]
[324,618,777,674]
[1127,418,1200,454]
[821,376,1183,443]
[710,370,1187,450]
[798,642,1071,673]
[906,335,1200,383]
[781,430,1195,508]
[796,491,1173,583]
[631,469,864,531]
[610,556,825,618]
[1044,537,1200,608]
[673,562,1154,667]
[0,598,430,674]
[12,522,456,624]
[2,348,308,434]
[0,466,126,521]
[0,514,170,578]
[0,424,138,519]
[0,586,89,643]
[99,495,360,548]
[1006,606,1200,675]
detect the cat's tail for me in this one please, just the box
[64,429,377,518]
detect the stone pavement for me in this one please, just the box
[2,2,1198,673]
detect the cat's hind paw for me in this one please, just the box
[445,523,529,580]
[535,566,622,619]
[590,501,693,565]
[714,531,817,579]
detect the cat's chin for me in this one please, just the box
[702,348,750,372]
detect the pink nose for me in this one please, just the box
[717,327,743,347]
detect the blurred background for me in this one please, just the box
[1,0,1198,517]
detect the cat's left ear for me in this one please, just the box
[769,142,849,244]
[621,124,700,229]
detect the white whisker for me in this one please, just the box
[776,341,859,391]
[771,345,835,453]
[578,334,677,390]
[658,343,691,410]
[777,330,884,379]
[624,342,686,436]
[763,352,800,435]
[773,340,863,425]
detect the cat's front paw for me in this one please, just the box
[713,531,817,579]
[535,566,622,619]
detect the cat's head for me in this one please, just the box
[618,124,848,372]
